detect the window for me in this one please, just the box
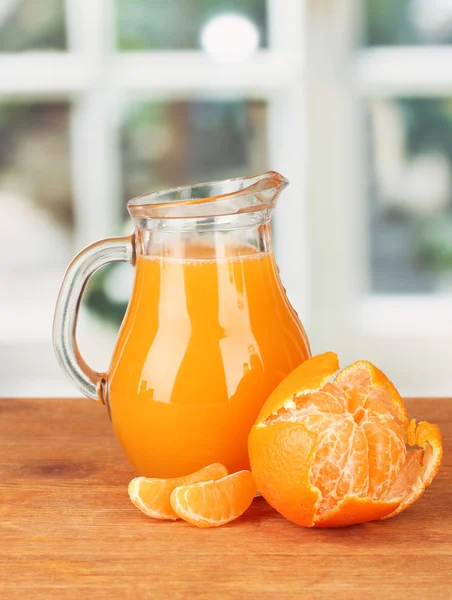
[3,0,448,397]
[367,97,452,294]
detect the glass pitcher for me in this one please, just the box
[53,171,311,478]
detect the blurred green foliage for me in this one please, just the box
[402,98,452,157]
[396,99,452,273]
[416,215,452,271]
[364,0,413,45]
[364,0,452,45]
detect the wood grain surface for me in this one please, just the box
[0,397,450,599]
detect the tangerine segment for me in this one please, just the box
[361,413,406,499]
[255,352,339,423]
[314,496,402,528]
[249,421,320,527]
[346,386,399,423]
[384,420,443,519]
[266,383,348,425]
[304,414,369,511]
[128,463,228,520]
[385,450,424,501]
[336,361,409,428]
[170,470,257,528]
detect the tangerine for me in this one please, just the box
[248,352,442,527]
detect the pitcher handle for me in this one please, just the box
[53,236,135,400]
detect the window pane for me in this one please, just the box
[0,103,73,269]
[363,0,452,46]
[0,0,66,52]
[121,99,268,204]
[368,97,452,293]
[116,0,268,51]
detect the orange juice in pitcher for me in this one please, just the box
[53,172,311,477]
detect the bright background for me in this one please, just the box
[1,0,451,397]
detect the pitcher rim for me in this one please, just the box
[127,170,289,219]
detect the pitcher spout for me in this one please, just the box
[236,171,289,213]
[127,171,289,222]
[247,170,289,196]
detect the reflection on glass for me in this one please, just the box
[367,97,452,293]
[0,0,66,52]
[120,100,268,206]
[116,0,267,50]
[363,0,452,46]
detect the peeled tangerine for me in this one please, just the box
[248,352,443,528]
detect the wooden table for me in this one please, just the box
[0,398,450,599]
